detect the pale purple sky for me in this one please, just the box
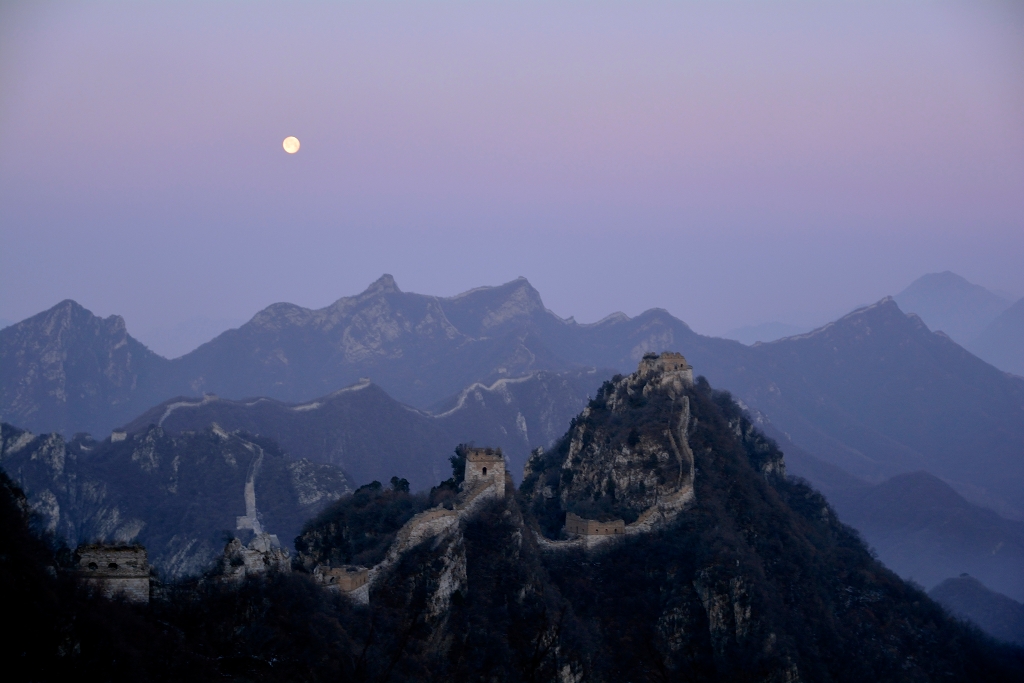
[2,1,1022,354]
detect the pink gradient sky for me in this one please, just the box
[1,1,1022,350]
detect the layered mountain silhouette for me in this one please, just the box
[894,271,1011,346]
[972,297,1024,377]
[6,363,1024,680]
[761,426,1024,602]
[930,575,1024,647]
[122,369,603,492]
[4,275,1024,520]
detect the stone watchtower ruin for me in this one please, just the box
[463,447,506,496]
[637,351,694,385]
[74,544,151,603]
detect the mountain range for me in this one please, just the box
[122,369,602,492]
[7,360,1024,680]
[3,274,1024,521]
[894,271,1023,375]
[893,271,1012,346]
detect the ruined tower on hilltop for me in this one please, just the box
[637,351,694,385]
[463,447,506,496]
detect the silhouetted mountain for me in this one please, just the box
[757,425,1024,602]
[894,271,1009,345]
[709,298,1024,520]
[122,369,604,492]
[931,575,1024,646]
[831,471,1024,602]
[5,380,1024,682]
[0,422,348,576]
[971,297,1024,376]
[0,300,171,436]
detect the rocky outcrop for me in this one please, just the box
[522,354,699,545]
[218,533,291,581]
[367,474,507,600]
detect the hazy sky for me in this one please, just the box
[2,1,1022,354]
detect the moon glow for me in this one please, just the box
[282,136,300,154]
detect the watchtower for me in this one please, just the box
[75,544,151,603]
[638,351,694,385]
[463,447,506,495]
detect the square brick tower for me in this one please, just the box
[463,447,506,495]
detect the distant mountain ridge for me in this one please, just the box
[894,271,1010,346]
[4,275,1024,519]
[971,297,1024,377]
[930,575,1024,646]
[0,300,171,436]
[121,369,604,492]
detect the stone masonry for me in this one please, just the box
[638,351,694,385]
[75,544,151,603]
[314,564,370,604]
[463,447,506,495]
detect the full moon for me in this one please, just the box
[282,136,300,154]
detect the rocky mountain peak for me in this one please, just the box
[364,273,401,296]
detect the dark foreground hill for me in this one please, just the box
[0,423,347,577]
[4,363,1024,681]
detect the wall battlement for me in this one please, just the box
[564,512,625,537]
[314,564,370,604]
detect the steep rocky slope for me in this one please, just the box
[3,361,1024,681]
[0,423,347,576]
